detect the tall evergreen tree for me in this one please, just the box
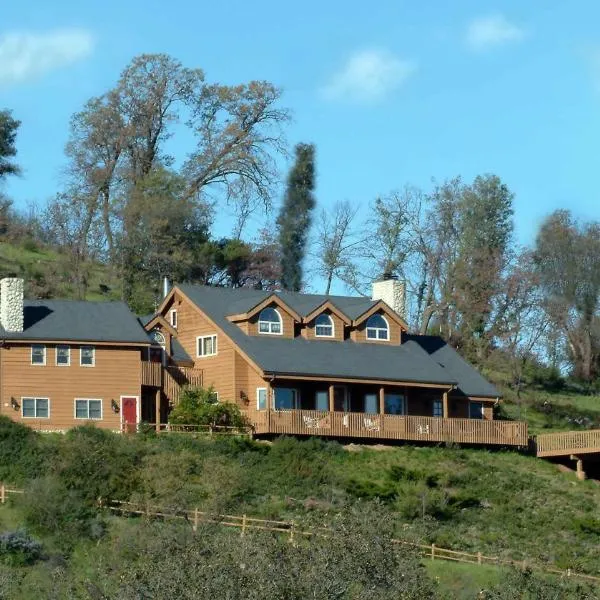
[277,143,316,291]
[0,110,20,180]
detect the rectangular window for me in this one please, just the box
[197,335,217,357]
[31,345,46,365]
[169,309,177,328]
[364,393,378,414]
[315,390,329,411]
[56,345,70,366]
[469,402,483,420]
[433,399,443,418]
[80,346,95,366]
[384,393,405,415]
[257,388,267,410]
[75,399,102,420]
[209,391,219,402]
[273,388,298,410]
[22,397,49,419]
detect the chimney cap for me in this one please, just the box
[380,271,398,281]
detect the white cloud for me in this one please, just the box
[0,29,94,86]
[466,14,525,51]
[321,49,416,103]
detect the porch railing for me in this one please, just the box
[249,410,528,447]
[535,429,600,457]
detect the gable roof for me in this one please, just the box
[403,334,500,399]
[0,300,150,345]
[176,284,455,386]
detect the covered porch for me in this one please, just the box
[249,379,527,447]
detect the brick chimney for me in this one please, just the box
[0,278,24,332]
[371,275,406,319]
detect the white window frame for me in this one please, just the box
[258,308,283,335]
[315,313,334,338]
[31,344,46,366]
[197,334,217,358]
[80,346,95,367]
[169,309,178,328]
[433,399,443,418]
[74,398,103,420]
[366,314,390,341]
[21,397,50,419]
[56,345,70,366]
[257,387,267,411]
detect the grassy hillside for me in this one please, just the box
[0,240,120,301]
[0,420,598,598]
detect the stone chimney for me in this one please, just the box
[371,275,406,319]
[0,278,24,333]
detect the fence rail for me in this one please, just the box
[146,423,253,437]
[251,410,529,447]
[0,487,597,584]
[536,429,600,457]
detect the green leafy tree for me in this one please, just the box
[169,387,248,428]
[277,143,316,291]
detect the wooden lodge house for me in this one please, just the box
[0,276,529,447]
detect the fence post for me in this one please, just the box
[289,520,295,543]
[193,508,199,532]
[431,543,435,561]
[0,484,4,505]
[241,514,247,537]
[567,568,571,578]
[477,552,482,565]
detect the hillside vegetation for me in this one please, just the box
[0,419,598,598]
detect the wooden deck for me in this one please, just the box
[535,429,600,458]
[249,410,528,447]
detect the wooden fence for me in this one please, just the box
[2,488,599,585]
[148,423,253,437]
[536,429,600,457]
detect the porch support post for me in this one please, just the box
[442,391,449,419]
[571,455,586,481]
[379,387,385,415]
[155,389,161,432]
[329,384,335,412]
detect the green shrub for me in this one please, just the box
[59,425,142,503]
[388,465,439,487]
[345,479,397,502]
[0,417,53,484]
[573,517,600,536]
[0,530,44,566]
[169,387,248,428]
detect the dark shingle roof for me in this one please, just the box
[404,335,500,398]
[177,285,456,386]
[0,300,150,344]
[171,337,192,363]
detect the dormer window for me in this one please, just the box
[169,309,177,328]
[366,314,389,341]
[258,308,282,335]
[315,314,334,337]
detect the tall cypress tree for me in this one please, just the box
[277,143,316,291]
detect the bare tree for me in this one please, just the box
[312,200,361,294]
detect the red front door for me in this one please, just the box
[122,397,137,432]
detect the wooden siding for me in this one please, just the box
[302,310,345,341]
[161,296,237,402]
[351,308,403,344]
[536,430,600,457]
[248,410,527,446]
[0,343,141,431]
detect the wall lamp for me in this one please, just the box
[111,399,120,413]
[10,397,19,411]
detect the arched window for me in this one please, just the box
[315,313,334,337]
[258,307,282,334]
[150,329,166,347]
[366,314,389,340]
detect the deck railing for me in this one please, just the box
[141,361,162,387]
[535,429,600,457]
[249,410,528,447]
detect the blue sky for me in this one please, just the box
[1,0,600,248]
